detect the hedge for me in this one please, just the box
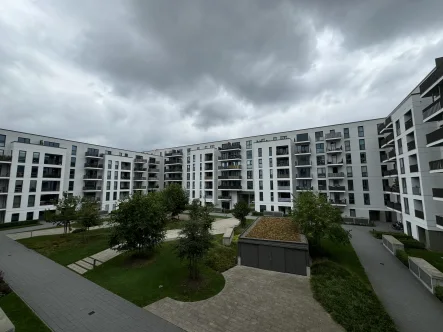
[435,286,443,302]
[395,250,409,267]
[0,220,39,230]
[398,238,426,250]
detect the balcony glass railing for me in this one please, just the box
[328,172,345,178]
[419,64,443,95]
[407,141,416,151]
[432,188,443,199]
[423,99,443,120]
[405,119,413,131]
[430,159,443,171]
[415,210,424,219]
[410,164,419,173]
[325,132,342,140]
[412,187,422,195]
[382,169,398,176]
[330,199,346,205]
[329,185,346,191]
[426,127,443,145]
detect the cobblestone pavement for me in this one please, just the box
[146,265,343,332]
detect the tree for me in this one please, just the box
[162,183,189,219]
[77,197,101,230]
[291,191,350,249]
[47,193,81,234]
[232,201,250,227]
[109,192,167,254]
[176,202,213,279]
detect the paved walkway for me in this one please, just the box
[146,265,343,332]
[344,225,443,332]
[0,233,183,332]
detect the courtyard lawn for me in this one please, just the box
[85,241,225,307]
[18,228,111,266]
[0,292,50,332]
[311,240,397,332]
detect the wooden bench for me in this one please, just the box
[382,234,404,255]
[222,227,234,246]
[408,257,443,294]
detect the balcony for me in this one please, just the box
[405,119,413,131]
[165,150,183,157]
[296,186,313,191]
[219,154,241,161]
[432,188,443,200]
[328,172,345,178]
[276,161,290,167]
[165,159,183,165]
[382,169,398,177]
[134,177,147,181]
[134,158,147,163]
[430,159,443,173]
[148,159,160,165]
[294,160,311,167]
[134,186,147,190]
[85,151,102,158]
[0,187,8,194]
[148,168,160,173]
[276,148,289,156]
[415,210,424,220]
[329,185,346,192]
[384,132,395,146]
[327,159,343,166]
[437,215,443,228]
[325,132,342,141]
[410,164,419,173]
[377,123,385,135]
[326,146,343,153]
[165,167,182,173]
[296,173,312,179]
[318,173,326,178]
[407,141,416,151]
[388,149,396,160]
[294,134,310,144]
[412,187,422,196]
[379,117,393,134]
[0,155,12,163]
[294,147,311,155]
[218,195,232,200]
[44,156,63,166]
[134,167,148,172]
[426,127,443,147]
[386,201,402,212]
[165,176,183,181]
[83,186,102,192]
[148,176,159,181]
[121,175,131,181]
[83,175,103,180]
[423,99,443,122]
[277,186,291,191]
[419,59,443,97]
[219,143,241,151]
[318,185,327,191]
[330,199,347,206]
[278,197,292,203]
[277,173,290,179]
[218,184,242,190]
[218,175,242,180]
[383,185,400,193]
[84,163,103,169]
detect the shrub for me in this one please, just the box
[251,211,263,216]
[370,230,411,240]
[395,250,409,267]
[0,271,11,298]
[205,244,237,273]
[399,238,426,250]
[0,220,39,230]
[71,228,86,234]
[435,286,443,302]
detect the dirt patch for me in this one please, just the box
[246,217,300,242]
[123,253,155,268]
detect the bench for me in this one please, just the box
[408,257,443,294]
[382,234,404,255]
[223,227,234,246]
[0,307,14,332]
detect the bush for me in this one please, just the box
[205,243,237,273]
[399,238,426,250]
[0,220,39,230]
[71,228,86,234]
[370,230,411,240]
[435,286,443,302]
[0,271,11,298]
[395,250,409,267]
[251,211,263,216]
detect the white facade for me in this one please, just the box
[0,130,163,223]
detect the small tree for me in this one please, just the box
[78,197,101,230]
[109,191,167,254]
[232,201,250,227]
[291,192,350,249]
[48,193,81,234]
[176,203,213,279]
[162,183,189,219]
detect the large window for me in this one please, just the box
[247,160,253,169]
[258,159,262,168]
[361,166,368,177]
[31,166,38,178]
[106,192,110,201]
[71,145,77,156]
[270,180,273,190]
[269,158,273,167]
[259,181,263,190]
[28,195,35,207]
[315,131,323,141]
[399,158,405,174]
[347,166,353,177]
[18,137,30,143]
[70,169,75,179]
[259,192,263,201]
[270,192,274,202]
[247,181,253,190]
[0,134,5,147]
[114,182,118,190]
[107,171,111,179]
[359,139,365,150]
[11,214,19,222]
[259,170,263,179]
[358,126,364,137]
[115,161,119,169]
[269,147,272,156]
[247,171,253,179]
[316,143,324,153]
[13,195,21,208]
[346,153,352,164]
[16,165,25,178]
[18,150,26,163]
[68,181,74,191]
[29,180,37,192]
[349,193,355,204]
[258,148,262,157]
[26,212,34,221]
[15,180,23,193]
[32,152,40,164]
[404,197,410,214]
[246,150,252,159]
[246,140,252,149]
[108,160,112,169]
[344,128,350,139]
[360,152,367,164]
[363,193,370,205]
[402,178,407,194]
[362,179,369,191]
[270,169,273,179]
[348,180,354,191]
[70,157,76,167]
[345,140,351,151]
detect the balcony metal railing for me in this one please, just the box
[134,186,147,190]
[0,155,12,162]
[218,195,232,200]
[385,132,394,144]
[295,160,311,166]
[325,132,342,140]
[218,165,241,170]
[218,175,242,180]
[219,155,241,160]
[83,175,103,180]
[405,119,413,131]
[165,159,183,165]
[426,127,443,145]
[415,210,424,219]
[134,158,147,163]
[219,143,241,151]
[85,151,101,157]
[218,184,242,190]
[277,173,290,178]
[134,167,148,172]
[317,160,326,165]
[278,197,291,202]
[134,177,147,181]
[318,186,327,191]
[432,188,443,199]
[276,149,289,156]
[329,185,346,191]
[410,164,419,173]
[423,99,443,120]
[383,185,400,193]
[327,160,343,165]
[385,116,393,127]
[84,163,103,168]
[83,186,102,191]
[386,201,402,211]
[278,186,291,190]
[296,186,313,191]
[330,199,347,205]
[277,162,290,167]
[165,150,183,157]
[430,159,443,171]
[328,172,345,178]
[407,141,416,151]
[148,168,160,173]
[377,123,385,135]
[297,174,312,178]
[327,146,343,152]
[294,147,311,154]
[148,160,160,164]
[318,173,327,178]
[382,169,398,176]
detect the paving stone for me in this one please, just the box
[67,263,88,275]
[75,260,93,270]
[83,257,102,266]
[90,248,120,263]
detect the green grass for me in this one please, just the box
[0,293,50,332]
[85,241,225,307]
[18,228,112,266]
[405,248,443,273]
[164,219,186,230]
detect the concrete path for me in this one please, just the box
[344,225,443,332]
[0,234,183,332]
[146,265,343,332]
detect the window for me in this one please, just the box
[247,181,253,190]
[246,140,252,149]
[348,180,354,191]
[26,212,34,221]
[113,192,117,200]
[258,159,262,168]
[0,134,5,147]
[358,126,364,137]
[192,164,195,171]
[106,192,110,201]
[258,148,262,157]
[28,195,35,207]
[345,141,351,151]
[270,169,273,179]
[259,180,263,190]
[259,170,263,179]
[43,141,60,148]
[350,208,356,217]
[361,166,368,177]
[187,165,190,172]
[71,145,77,156]
[270,192,274,202]
[404,197,410,214]
[269,147,272,156]
[270,180,274,190]
[187,173,190,180]
[316,143,324,153]
[13,195,21,208]
[315,131,323,141]
[70,157,76,167]
[108,160,112,169]
[349,193,355,204]
[362,179,369,191]
[269,158,273,167]
[186,182,190,189]
[402,178,407,194]
[346,153,352,164]
[107,171,111,179]
[70,169,75,179]
[16,165,24,178]
[347,166,353,177]
[114,171,118,180]
[360,152,366,164]
[344,128,350,139]
[280,136,287,140]
[246,150,252,159]
[11,214,19,222]
[247,160,253,169]
[18,150,26,163]
[271,206,274,211]
[18,137,30,143]
[32,152,40,164]
[68,181,74,191]
[259,192,263,201]
[317,168,326,177]
[31,166,38,178]
[363,193,370,205]
[115,161,119,169]
[317,155,325,165]
[400,158,405,174]
[15,180,23,193]
[359,139,365,150]
[247,171,253,179]
[114,182,118,190]
[259,205,266,212]
[29,180,37,192]
[395,120,401,136]
[397,139,403,155]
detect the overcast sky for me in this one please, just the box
[1,0,442,151]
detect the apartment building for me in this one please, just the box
[0,130,163,223]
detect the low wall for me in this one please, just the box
[222,228,234,246]
[408,257,443,294]
[382,235,404,255]
[0,307,14,332]
[343,217,374,227]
